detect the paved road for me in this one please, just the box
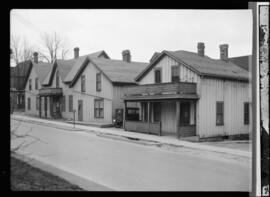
[11,119,251,191]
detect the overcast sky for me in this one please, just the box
[10,9,252,64]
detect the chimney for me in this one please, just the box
[122,50,131,62]
[197,42,205,57]
[33,52,38,63]
[74,47,79,59]
[219,44,229,61]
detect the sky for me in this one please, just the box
[10,9,252,65]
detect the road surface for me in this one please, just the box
[10,119,252,191]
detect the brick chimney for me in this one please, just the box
[74,47,79,59]
[219,44,229,61]
[197,42,205,57]
[122,50,131,62]
[33,52,38,63]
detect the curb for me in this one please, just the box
[11,115,251,159]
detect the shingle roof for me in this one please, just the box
[168,50,249,80]
[228,55,251,71]
[90,58,149,83]
[32,61,53,84]
[136,50,249,82]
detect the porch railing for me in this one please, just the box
[124,82,197,96]
[125,121,161,136]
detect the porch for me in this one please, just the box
[123,82,199,138]
[38,87,63,119]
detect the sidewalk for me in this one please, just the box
[10,114,251,159]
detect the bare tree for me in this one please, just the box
[39,32,70,63]
[10,35,33,65]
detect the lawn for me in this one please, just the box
[11,156,84,191]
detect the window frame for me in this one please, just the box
[244,102,249,125]
[94,99,104,118]
[81,75,86,92]
[56,71,60,88]
[216,101,224,126]
[35,78,38,90]
[29,79,32,91]
[171,65,180,83]
[154,68,162,83]
[96,73,101,92]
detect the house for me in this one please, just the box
[122,43,252,139]
[10,60,32,111]
[228,55,252,71]
[25,48,148,125]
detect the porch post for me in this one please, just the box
[123,100,126,131]
[50,96,53,118]
[44,96,47,118]
[147,101,150,133]
[39,95,41,117]
[176,100,180,138]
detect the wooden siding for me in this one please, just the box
[140,55,200,85]
[125,121,161,135]
[24,66,42,117]
[72,62,113,123]
[198,78,251,138]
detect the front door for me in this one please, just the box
[78,100,83,121]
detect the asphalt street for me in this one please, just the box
[11,119,252,191]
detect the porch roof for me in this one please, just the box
[123,93,199,101]
[39,88,63,96]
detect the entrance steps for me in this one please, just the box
[66,120,113,128]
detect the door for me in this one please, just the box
[78,100,83,121]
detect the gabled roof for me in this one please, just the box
[136,50,249,82]
[32,61,53,84]
[90,57,149,83]
[228,55,251,71]
[149,52,161,63]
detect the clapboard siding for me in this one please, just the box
[72,62,113,123]
[198,78,251,137]
[140,55,199,85]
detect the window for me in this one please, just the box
[35,78,38,90]
[180,102,190,125]
[81,75,85,92]
[216,102,224,126]
[36,97,39,110]
[96,73,101,91]
[29,79,32,91]
[154,68,161,83]
[56,71,60,88]
[171,65,180,83]
[27,98,31,110]
[94,99,104,118]
[244,102,249,124]
[69,95,73,112]
[62,95,66,112]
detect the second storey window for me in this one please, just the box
[56,71,60,88]
[69,95,73,112]
[29,79,32,91]
[94,99,104,118]
[171,65,180,83]
[35,78,38,90]
[154,68,161,83]
[81,75,85,92]
[216,101,224,126]
[96,73,101,91]
[244,102,249,124]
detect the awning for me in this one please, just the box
[123,93,199,101]
[39,88,63,96]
